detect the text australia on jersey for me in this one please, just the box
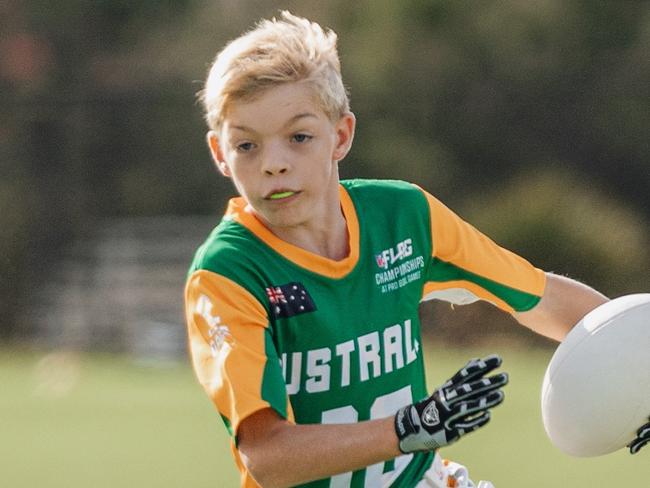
[280,319,421,395]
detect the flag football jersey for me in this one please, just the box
[184,179,546,488]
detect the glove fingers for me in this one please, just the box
[445,355,503,388]
[629,420,650,454]
[453,411,491,436]
[629,435,650,454]
[636,418,650,435]
[447,390,505,426]
[445,373,509,404]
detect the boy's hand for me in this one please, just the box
[394,355,508,454]
[629,417,650,454]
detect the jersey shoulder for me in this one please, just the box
[342,178,423,198]
[341,179,430,218]
[188,216,270,303]
[189,217,248,273]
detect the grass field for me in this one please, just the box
[1,345,647,487]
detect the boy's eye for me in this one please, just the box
[236,142,255,152]
[292,133,313,143]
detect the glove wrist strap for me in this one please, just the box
[394,405,419,454]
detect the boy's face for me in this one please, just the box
[208,82,355,231]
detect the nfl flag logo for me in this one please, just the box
[265,282,316,319]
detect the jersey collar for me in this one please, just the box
[225,185,360,279]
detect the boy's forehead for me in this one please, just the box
[222,82,329,132]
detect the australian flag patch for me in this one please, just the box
[265,282,317,319]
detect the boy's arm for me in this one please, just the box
[238,356,507,488]
[513,272,608,342]
[238,409,399,488]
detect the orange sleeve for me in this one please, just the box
[417,187,547,312]
[184,270,292,437]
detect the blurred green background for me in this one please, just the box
[3,346,649,487]
[1,0,649,486]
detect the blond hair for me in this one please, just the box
[199,11,349,130]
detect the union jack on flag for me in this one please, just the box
[265,282,316,319]
[266,286,287,305]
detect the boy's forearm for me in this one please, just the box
[514,272,608,341]
[239,413,400,488]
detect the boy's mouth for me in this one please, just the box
[267,190,298,200]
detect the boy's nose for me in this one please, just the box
[261,146,290,175]
[263,164,288,176]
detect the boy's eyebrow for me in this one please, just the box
[230,112,319,133]
[285,112,319,126]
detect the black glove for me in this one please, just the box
[629,417,650,454]
[394,354,508,453]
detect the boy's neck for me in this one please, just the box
[269,209,350,261]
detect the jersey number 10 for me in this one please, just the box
[321,386,414,487]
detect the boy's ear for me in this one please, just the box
[207,131,231,177]
[332,112,356,162]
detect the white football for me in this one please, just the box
[541,293,650,457]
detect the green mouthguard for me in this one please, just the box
[269,191,294,200]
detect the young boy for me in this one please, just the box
[184,11,645,488]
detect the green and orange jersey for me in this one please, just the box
[184,179,546,488]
